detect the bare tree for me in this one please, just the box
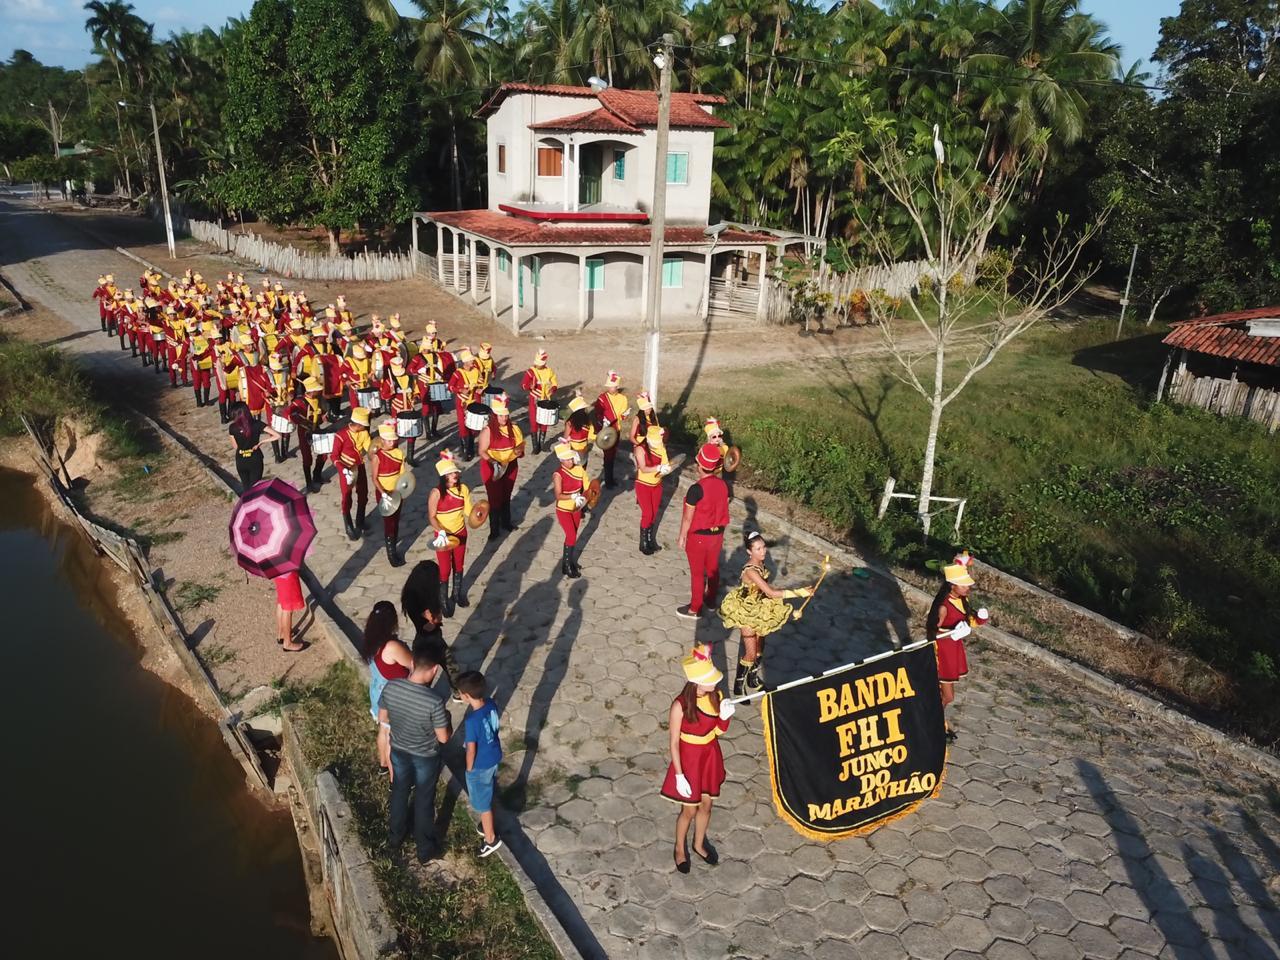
[826,122,1111,536]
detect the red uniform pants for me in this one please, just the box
[190,367,212,391]
[374,487,400,539]
[527,398,548,437]
[557,508,581,547]
[298,430,325,478]
[453,398,472,438]
[635,482,661,529]
[480,460,518,513]
[436,534,467,579]
[337,464,368,515]
[685,532,724,614]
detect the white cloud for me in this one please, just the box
[0,0,61,23]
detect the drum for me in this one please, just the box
[356,388,381,413]
[396,412,424,438]
[465,402,490,431]
[310,429,338,455]
[596,425,619,451]
[427,382,451,403]
[535,400,560,427]
[483,386,504,402]
[152,330,166,343]
[377,490,401,516]
[270,412,295,435]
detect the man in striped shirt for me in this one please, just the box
[377,641,452,862]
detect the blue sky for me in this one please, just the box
[2,0,1180,73]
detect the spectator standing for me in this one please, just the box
[362,600,411,721]
[457,671,503,858]
[377,641,452,863]
[228,402,281,490]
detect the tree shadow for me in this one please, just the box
[1070,333,1168,390]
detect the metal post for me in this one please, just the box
[1116,242,1137,341]
[642,34,675,402]
[149,99,176,259]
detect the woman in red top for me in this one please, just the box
[427,450,472,617]
[661,649,735,873]
[552,441,589,579]
[926,557,989,741]
[632,424,671,555]
[361,600,411,735]
[477,393,525,542]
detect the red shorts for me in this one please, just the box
[274,571,305,612]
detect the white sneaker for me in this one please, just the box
[479,838,503,858]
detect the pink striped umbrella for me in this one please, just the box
[228,478,316,579]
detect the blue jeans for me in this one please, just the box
[388,748,442,859]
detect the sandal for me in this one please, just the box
[282,641,309,654]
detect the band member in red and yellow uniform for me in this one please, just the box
[660,649,734,873]
[168,314,191,389]
[676,444,730,620]
[212,327,239,422]
[593,370,630,488]
[520,349,557,453]
[267,354,293,462]
[563,394,596,470]
[552,441,590,579]
[427,450,471,618]
[111,288,130,351]
[703,417,729,461]
[370,421,408,569]
[315,332,345,421]
[93,275,111,331]
[475,341,496,391]
[186,320,213,407]
[632,424,671,555]
[146,300,167,372]
[332,406,372,541]
[408,323,452,440]
[381,356,420,464]
[290,376,327,492]
[630,391,662,446]
[477,392,525,542]
[447,347,484,461]
[342,343,373,411]
[926,561,989,741]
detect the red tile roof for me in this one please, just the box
[529,106,641,135]
[423,209,774,248]
[597,88,729,129]
[478,82,728,129]
[1163,306,1280,367]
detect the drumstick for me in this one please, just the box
[791,554,831,621]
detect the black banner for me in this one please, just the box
[761,641,947,840]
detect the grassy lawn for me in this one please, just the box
[286,664,557,960]
[672,317,1280,747]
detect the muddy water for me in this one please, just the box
[0,468,336,959]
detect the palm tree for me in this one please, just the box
[83,0,152,197]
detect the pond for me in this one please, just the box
[0,467,336,959]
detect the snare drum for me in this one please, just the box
[465,402,490,432]
[152,330,166,343]
[535,400,560,427]
[356,389,382,414]
[396,412,424,438]
[270,412,295,435]
[310,429,338,455]
[427,382,451,403]
[483,386,503,402]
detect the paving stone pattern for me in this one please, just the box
[4,198,1278,960]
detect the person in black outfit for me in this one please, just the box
[400,560,459,700]
[228,402,281,490]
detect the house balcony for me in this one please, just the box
[498,201,649,224]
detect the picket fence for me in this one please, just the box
[163,207,415,282]
[761,258,960,326]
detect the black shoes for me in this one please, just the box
[453,571,469,608]
[384,536,404,568]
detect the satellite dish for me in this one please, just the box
[704,222,729,238]
[588,76,609,92]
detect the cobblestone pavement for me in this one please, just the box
[4,197,1278,960]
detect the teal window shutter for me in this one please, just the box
[666,152,688,184]
[531,256,541,288]
[586,258,605,291]
[497,250,508,273]
[613,150,626,180]
[662,255,683,288]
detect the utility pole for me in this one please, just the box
[149,98,176,260]
[47,101,61,158]
[1116,242,1137,341]
[641,33,675,402]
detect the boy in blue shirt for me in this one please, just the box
[457,671,503,857]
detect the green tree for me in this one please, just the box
[220,0,421,253]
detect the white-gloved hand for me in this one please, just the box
[491,462,505,480]
[342,469,355,485]
[659,464,671,475]
[573,494,587,509]
[431,530,449,550]
[675,774,692,799]
[950,620,972,640]
[719,699,736,721]
[976,607,989,621]
[572,453,582,465]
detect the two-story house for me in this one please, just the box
[414,82,777,332]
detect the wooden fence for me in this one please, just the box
[761,259,959,326]
[164,207,415,282]
[1168,366,1280,433]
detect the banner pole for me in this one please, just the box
[726,640,933,705]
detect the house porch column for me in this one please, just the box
[469,240,478,303]
[701,249,713,321]
[756,248,769,320]
[578,253,588,329]
[511,253,521,335]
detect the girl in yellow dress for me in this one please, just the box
[719,529,813,696]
